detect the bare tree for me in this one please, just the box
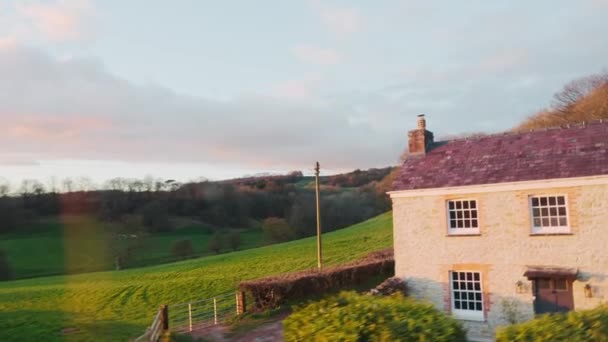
[143,175,155,192]
[0,178,10,197]
[552,71,608,114]
[75,177,95,192]
[62,178,74,193]
[154,179,166,192]
[46,176,59,194]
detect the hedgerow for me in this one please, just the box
[239,249,394,311]
[283,291,466,342]
[496,305,608,341]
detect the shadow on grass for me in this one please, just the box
[0,309,146,342]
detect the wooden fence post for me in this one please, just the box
[161,304,169,331]
[236,291,246,315]
[213,298,218,325]
[188,303,193,332]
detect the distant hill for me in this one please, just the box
[0,166,397,280]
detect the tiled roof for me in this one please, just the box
[393,121,608,191]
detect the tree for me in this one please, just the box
[140,201,172,233]
[0,178,10,197]
[171,239,194,260]
[208,233,222,254]
[516,70,608,131]
[262,217,295,243]
[0,249,12,281]
[62,178,74,193]
[553,71,608,114]
[229,232,242,251]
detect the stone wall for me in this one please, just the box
[392,183,608,340]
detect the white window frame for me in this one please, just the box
[446,199,480,235]
[450,270,485,321]
[529,194,570,234]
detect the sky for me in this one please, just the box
[1,0,607,188]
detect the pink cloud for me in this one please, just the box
[271,73,324,99]
[16,0,93,42]
[292,44,341,65]
[4,115,113,142]
[308,1,363,35]
[0,36,17,49]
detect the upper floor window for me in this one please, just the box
[529,195,570,234]
[447,199,479,235]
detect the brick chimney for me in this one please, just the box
[408,114,434,155]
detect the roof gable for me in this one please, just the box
[393,121,608,191]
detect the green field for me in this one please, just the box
[0,217,265,279]
[0,212,393,341]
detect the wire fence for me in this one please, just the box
[134,291,244,341]
[169,292,239,333]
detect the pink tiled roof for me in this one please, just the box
[393,121,608,191]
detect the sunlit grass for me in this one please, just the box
[0,212,393,341]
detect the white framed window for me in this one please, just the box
[529,195,570,234]
[447,199,479,235]
[451,271,484,321]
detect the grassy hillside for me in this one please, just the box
[0,212,392,341]
[0,217,265,279]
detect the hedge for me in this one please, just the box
[496,305,608,341]
[239,249,394,311]
[283,291,467,341]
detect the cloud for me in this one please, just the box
[292,44,341,65]
[2,0,94,43]
[308,1,363,35]
[0,44,401,172]
[270,73,324,99]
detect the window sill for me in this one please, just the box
[452,313,486,322]
[529,233,573,236]
[446,234,481,237]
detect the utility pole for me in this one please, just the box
[315,161,323,272]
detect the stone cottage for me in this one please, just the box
[389,115,608,340]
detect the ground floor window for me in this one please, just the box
[451,271,484,321]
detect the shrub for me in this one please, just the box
[283,291,466,342]
[171,239,194,260]
[207,233,222,254]
[240,249,394,311]
[496,305,608,341]
[262,217,295,243]
[229,232,242,251]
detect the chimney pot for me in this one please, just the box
[417,114,426,130]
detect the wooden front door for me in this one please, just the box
[533,277,574,314]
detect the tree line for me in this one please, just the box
[0,168,395,238]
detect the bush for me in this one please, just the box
[171,239,194,260]
[283,291,466,342]
[228,232,242,251]
[496,305,608,341]
[240,249,394,311]
[208,233,222,254]
[262,217,295,243]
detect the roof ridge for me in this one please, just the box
[438,119,608,144]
